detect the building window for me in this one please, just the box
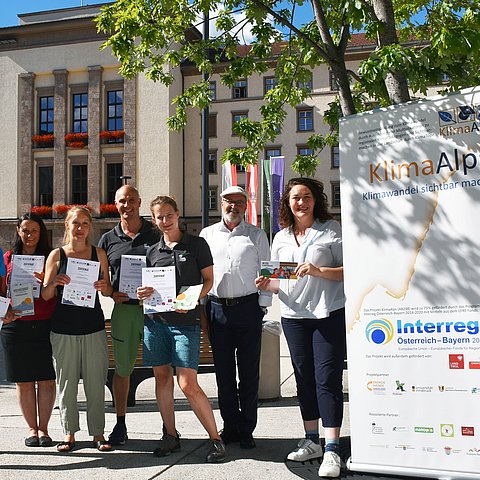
[236,164,246,173]
[106,163,123,203]
[208,150,217,174]
[38,165,53,206]
[331,145,340,168]
[329,71,339,91]
[265,148,281,159]
[233,79,247,99]
[72,93,88,133]
[107,90,123,132]
[208,187,218,210]
[71,164,87,204]
[441,73,450,84]
[264,77,278,94]
[39,96,54,134]
[232,111,248,136]
[207,113,217,138]
[209,81,216,100]
[297,74,313,93]
[297,108,314,131]
[331,182,341,208]
[297,145,313,156]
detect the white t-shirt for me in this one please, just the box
[272,219,345,319]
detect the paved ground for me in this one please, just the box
[0,297,354,480]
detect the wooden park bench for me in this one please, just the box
[105,320,215,407]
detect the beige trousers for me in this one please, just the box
[51,330,108,436]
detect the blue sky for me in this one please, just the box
[0,1,107,28]
[1,1,314,32]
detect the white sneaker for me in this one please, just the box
[318,451,341,477]
[287,438,323,462]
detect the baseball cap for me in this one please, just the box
[220,186,248,200]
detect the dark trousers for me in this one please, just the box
[207,297,264,435]
[282,308,346,427]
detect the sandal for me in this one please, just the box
[93,440,113,452]
[56,441,75,452]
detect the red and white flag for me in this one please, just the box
[222,161,238,190]
[246,163,259,225]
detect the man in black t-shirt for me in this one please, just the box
[98,185,159,445]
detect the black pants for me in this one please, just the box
[282,308,346,427]
[207,297,264,435]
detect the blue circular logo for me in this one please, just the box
[366,318,394,345]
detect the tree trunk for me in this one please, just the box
[371,0,410,104]
[330,59,356,116]
[310,0,357,116]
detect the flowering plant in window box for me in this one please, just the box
[32,134,54,148]
[100,203,118,217]
[99,130,125,143]
[65,132,88,148]
[31,205,53,218]
[53,204,93,217]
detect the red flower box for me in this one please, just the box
[99,130,125,143]
[31,205,53,218]
[100,203,118,217]
[53,204,93,217]
[65,133,88,148]
[32,134,54,148]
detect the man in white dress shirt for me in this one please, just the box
[200,186,271,449]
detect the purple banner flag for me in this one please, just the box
[270,156,285,234]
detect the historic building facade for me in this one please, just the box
[0,4,390,246]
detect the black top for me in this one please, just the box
[98,218,160,305]
[51,246,105,335]
[146,232,213,326]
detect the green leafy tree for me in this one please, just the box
[96,0,480,175]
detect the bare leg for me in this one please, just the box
[37,380,56,438]
[324,426,340,442]
[153,365,176,436]
[177,367,220,440]
[112,373,130,416]
[304,419,319,433]
[16,382,38,437]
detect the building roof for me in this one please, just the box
[17,4,109,26]
[236,33,376,57]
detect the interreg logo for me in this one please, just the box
[366,319,394,345]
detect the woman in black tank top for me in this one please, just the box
[42,207,113,453]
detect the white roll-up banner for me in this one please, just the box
[340,86,480,479]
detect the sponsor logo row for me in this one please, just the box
[368,443,480,456]
[366,379,480,394]
[372,423,474,438]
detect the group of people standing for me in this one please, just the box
[0,176,345,478]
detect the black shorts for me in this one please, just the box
[1,319,55,383]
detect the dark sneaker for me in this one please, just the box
[205,439,226,463]
[153,434,181,457]
[239,433,256,449]
[108,423,128,446]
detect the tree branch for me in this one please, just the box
[358,0,378,21]
[250,0,330,61]
[310,0,337,56]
